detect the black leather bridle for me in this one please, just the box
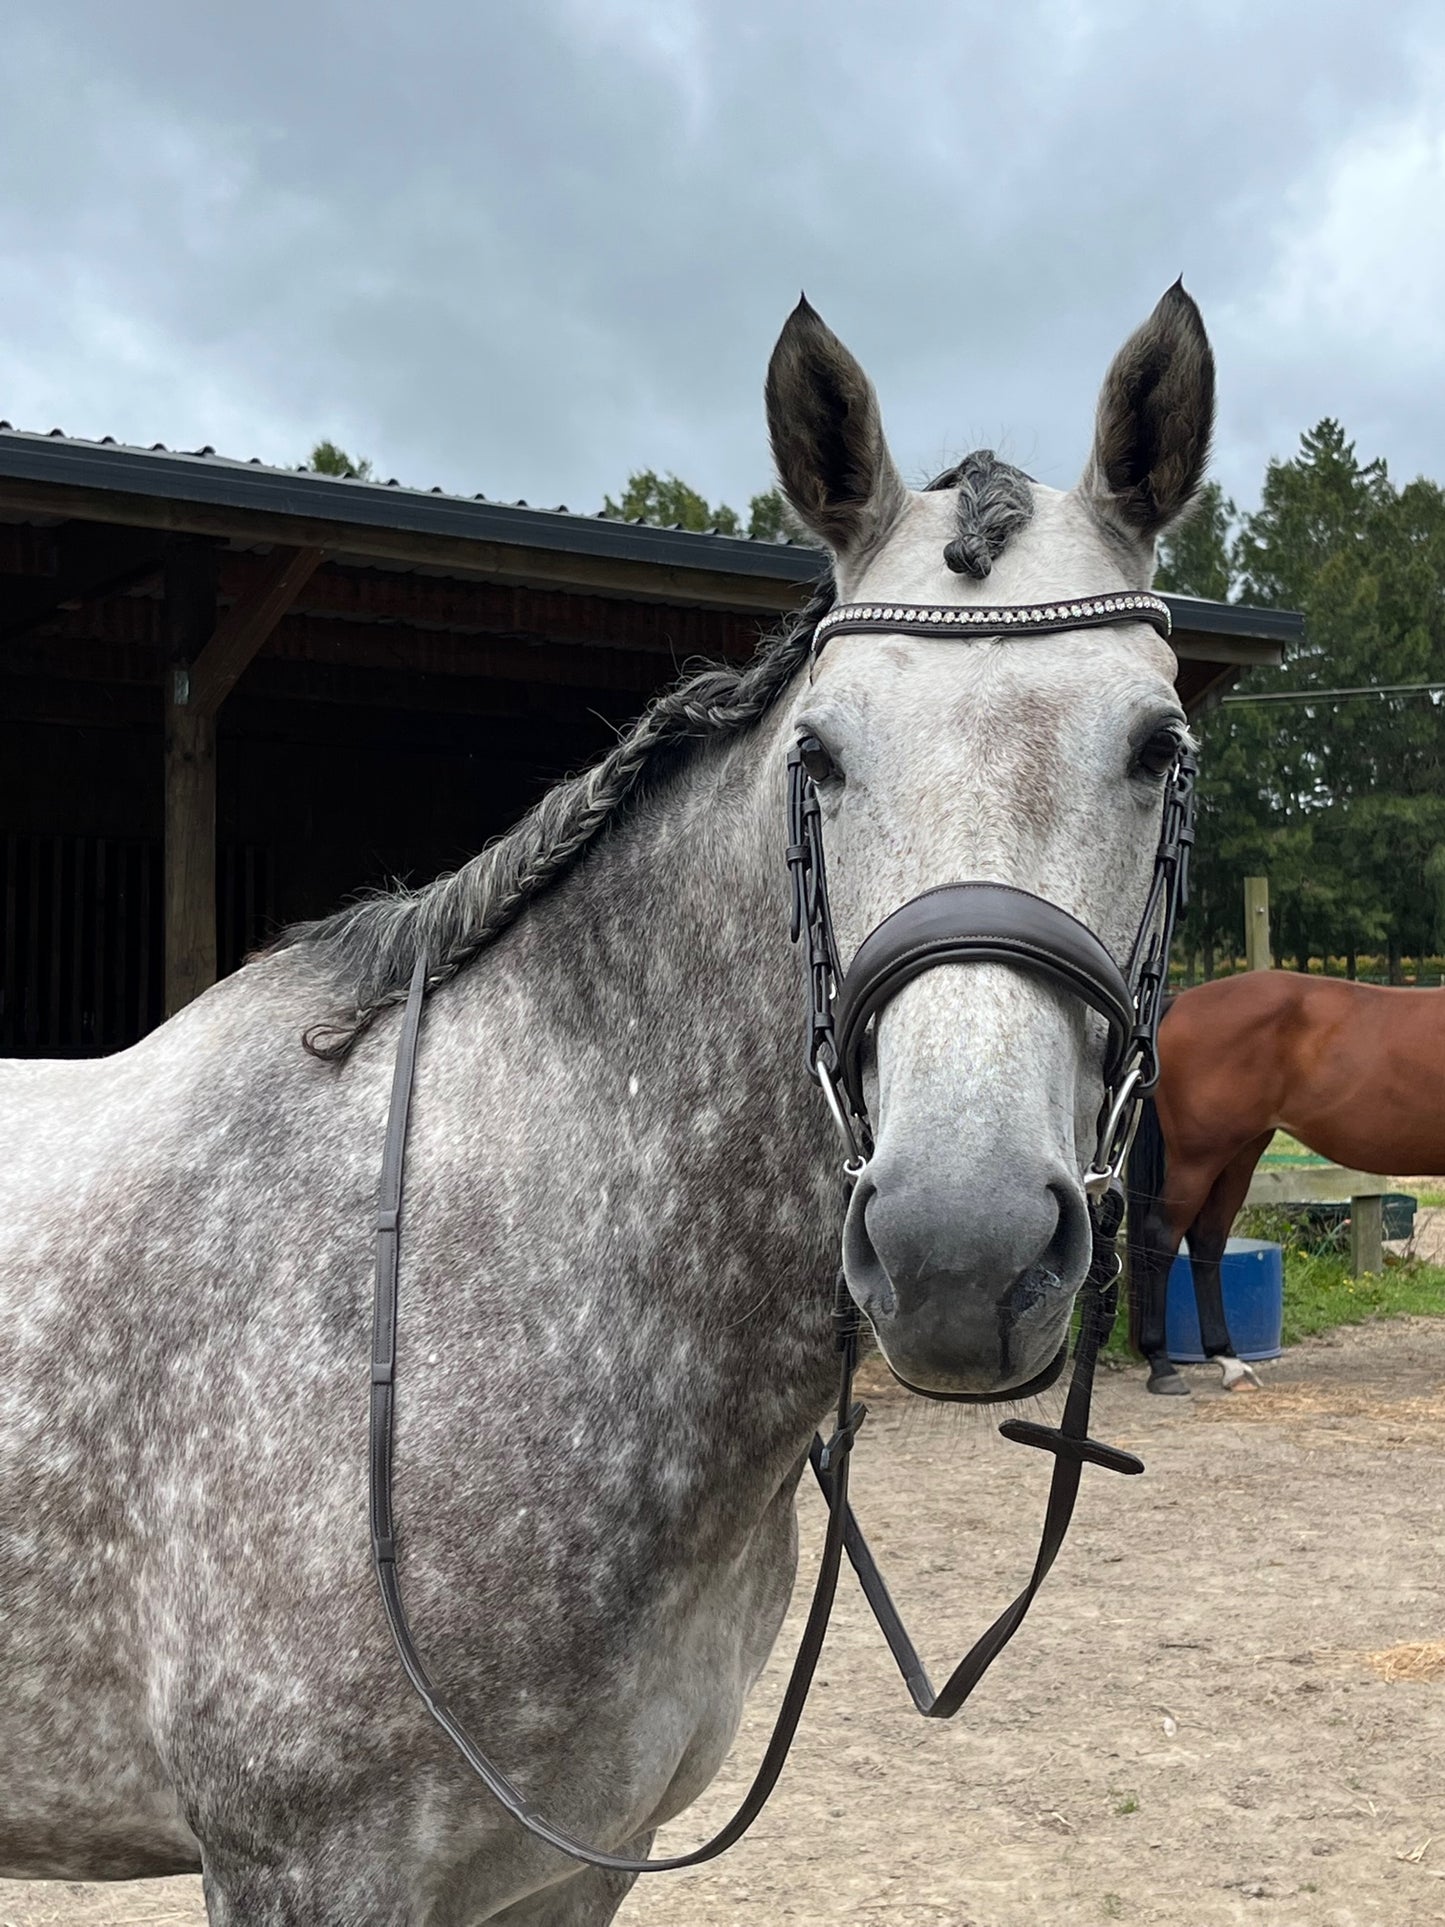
[367,588,1197,1873]
[793,589,1191,1203]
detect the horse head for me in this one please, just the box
[766,286,1212,1400]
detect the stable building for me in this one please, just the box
[0,428,1301,1057]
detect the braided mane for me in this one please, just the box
[274,577,836,1059]
[926,451,1034,580]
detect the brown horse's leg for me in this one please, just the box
[1186,1133,1273,1390]
[1138,1178,1206,1397]
[1134,1214,1188,1392]
[1127,1100,1215,1397]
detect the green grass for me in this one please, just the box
[1273,1248,1445,1344]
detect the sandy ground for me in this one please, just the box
[5,1317,1445,1927]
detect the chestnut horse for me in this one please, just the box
[1127,971,1445,1394]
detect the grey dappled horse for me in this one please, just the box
[1,288,1214,1923]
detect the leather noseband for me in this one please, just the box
[831,881,1135,1117]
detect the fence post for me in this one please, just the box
[1244,876,1273,971]
[1350,1194,1384,1277]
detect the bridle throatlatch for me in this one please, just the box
[367,590,1195,1870]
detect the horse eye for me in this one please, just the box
[797,733,839,785]
[1134,727,1182,781]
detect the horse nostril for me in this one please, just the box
[1044,1180,1091,1284]
[841,1172,896,1317]
[851,1159,1091,1306]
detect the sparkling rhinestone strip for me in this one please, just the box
[811,591,1172,654]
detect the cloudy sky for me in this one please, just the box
[3,0,1442,524]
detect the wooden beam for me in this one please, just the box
[1350,1193,1385,1277]
[0,521,163,643]
[184,545,323,718]
[1244,876,1273,971]
[1171,629,1284,670]
[0,474,804,614]
[0,675,619,768]
[231,656,643,723]
[263,615,674,693]
[214,553,769,658]
[1248,1166,1383,1207]
[163,542,323,1013]
[0,650,646,735]
[29,595,750,688]
[164,703,216,1015]
[163,539,218,1015]
[0,676,157,729]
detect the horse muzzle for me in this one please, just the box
[841,1159,1090,1399]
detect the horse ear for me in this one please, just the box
[1081,281,1215,546]
[765,297,907,559]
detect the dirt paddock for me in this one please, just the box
[5,1318,1444,1927]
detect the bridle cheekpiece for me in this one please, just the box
[792,588,1192,1200]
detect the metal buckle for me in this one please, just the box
[1083,1062,1144,1200]
[815,1056,867,1178]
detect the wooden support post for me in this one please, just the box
[187,545,324,719]
[1350,1193,1384,1278]
[161,541,324,1018]
[1244,875,1273,971]
[164,540,219,1017]
[164,699,217,1014]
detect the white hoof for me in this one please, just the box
[1218,1355,1261,1392]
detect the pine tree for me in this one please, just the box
[1154,480,1235,602]
[308,439,373,481]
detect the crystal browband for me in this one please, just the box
[812,591,1172,656]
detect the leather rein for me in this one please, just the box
[368,588,1196,1872]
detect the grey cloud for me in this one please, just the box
[2,0,1442,520]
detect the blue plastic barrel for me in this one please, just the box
[1165,1237,1285,1362]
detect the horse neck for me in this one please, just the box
[440,701,842,1463]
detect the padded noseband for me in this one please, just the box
[832,882,1135,1115]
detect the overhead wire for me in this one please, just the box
[1221,681,1445,707]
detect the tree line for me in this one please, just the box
[1156,424,1445,980]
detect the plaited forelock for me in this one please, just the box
[273,578,836,1058]
[929,450,1035,580]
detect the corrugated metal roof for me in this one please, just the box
[0,423,1303,650]
[0,423,821,584]
[0,422,806,539]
